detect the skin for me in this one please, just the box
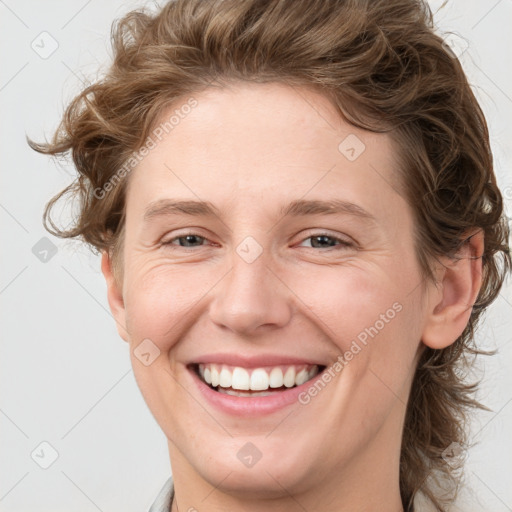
[101,81,483,512]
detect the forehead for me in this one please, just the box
[125,81,405,221]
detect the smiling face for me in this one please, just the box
[103,81,440,508]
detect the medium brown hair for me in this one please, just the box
[28,0,511,509]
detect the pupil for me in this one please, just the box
[182,235,201,246]
[312,235,333,248]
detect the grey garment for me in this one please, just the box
[148,476,174,512]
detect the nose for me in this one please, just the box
[208,247,293,335]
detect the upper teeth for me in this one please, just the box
[198,364,320,391]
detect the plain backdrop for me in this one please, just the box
[1,1,511,511]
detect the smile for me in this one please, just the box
[193,363,324,397]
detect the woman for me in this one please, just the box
[28,0,511,510]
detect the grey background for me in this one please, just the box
[1,1,511,511]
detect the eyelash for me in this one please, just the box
[160,231,354,250]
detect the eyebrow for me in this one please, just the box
[144,199,219,220]
[143,198,376,223]
[280,198,375,222]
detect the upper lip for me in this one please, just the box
[188,353,327,368]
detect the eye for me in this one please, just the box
[298,233,353,250]
[161,232,209,248]
[160,232,354,250]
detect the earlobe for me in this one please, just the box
[421,230,484,350]
[101,251,129,343]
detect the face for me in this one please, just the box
[107,82,433,498]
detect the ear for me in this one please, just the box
[101,250,129,343]
[421,230,484,350]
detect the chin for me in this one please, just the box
[186,437,319,498]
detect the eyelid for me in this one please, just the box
[160,230,213,247]
[295,229,354,243]
[161,229,357,250]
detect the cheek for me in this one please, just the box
[293,261,418,346]
[122,259,220,349]
[296,261,424,403]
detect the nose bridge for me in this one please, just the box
[208,236,292,334]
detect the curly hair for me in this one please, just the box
[28,0,511,509]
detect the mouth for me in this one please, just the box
[189,363,326,397]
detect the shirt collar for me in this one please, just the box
[148,476,174,512]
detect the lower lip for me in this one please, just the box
[189,367,324,416]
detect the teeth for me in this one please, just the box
[197,363,321,391]
[250,368,269,390]
[269,368,283,388]
[295,368,309,386]
[219,367,232,388]
[283,367,296,387]
[211,366,219,387]
[218,388,275,397]
[232,367,250,390]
